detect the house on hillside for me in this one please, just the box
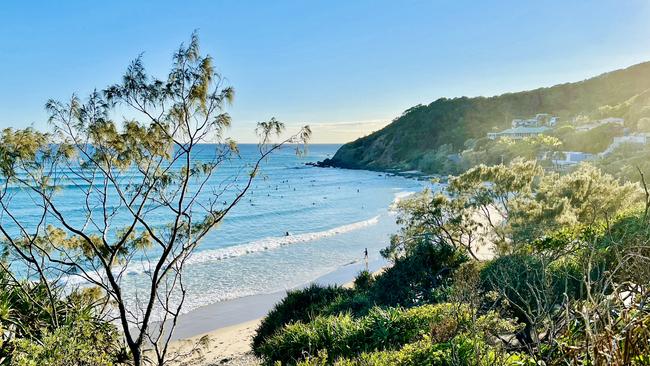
[488,113,557,140]
[511,113,558,128]
[511,118,538,128]
[487,126,552,140]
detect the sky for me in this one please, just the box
[1,1,650,143]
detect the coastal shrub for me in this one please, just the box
[322,292,374,317]
[252,284,353,354]
[480,253,591,345]
[352,270,374,291]
[296,336,534,366]
[258,303,472,365]
[547,257,587,301]
[415,144,458,174]
[597,210,650,284]
[10,319,124,366]
[373,242,467,307]
[480,255,547,305]
[326,243,466,314]
[0,270,125,365]
[480,255,551,344]
[594,142,650,183]
[508,211,650,306]
[317,271,375,317]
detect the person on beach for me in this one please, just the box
[364,248,368,272]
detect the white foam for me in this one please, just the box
[184,215,381,265]
[392,191,416,204]
[61,215,382,286]
[388,191,417,214]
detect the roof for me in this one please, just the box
[561,151,593,155]
[498,126,551,134]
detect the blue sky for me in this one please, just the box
[1,1,650,143]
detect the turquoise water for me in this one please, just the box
[2,144,427,316]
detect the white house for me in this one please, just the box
[490,113,557,140]
[487,126,551,140]
[511,113,556,128]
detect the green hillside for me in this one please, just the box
[325,61,650,172]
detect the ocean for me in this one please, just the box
[3,144,428,317]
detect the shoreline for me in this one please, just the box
[169,256,387,341]
[164,259,388,365]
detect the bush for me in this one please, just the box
[297,336,534,366]
[352,270,374,291]
[480,255,551,343]
[324,242,467,313]
[258,303,472,365]
[318,272,375,317]
[553,122,624,153]
[480,255,546,307]
[0,246,123,365]
[480,253,591,345]
[373,242,467,307]
[252,284,353,353]
[547,257,586,302]
[0,273,125,365]
[597,211,650,284]
[11,318,124,366]
[322,292,374,318]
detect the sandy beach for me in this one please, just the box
[162,258,388,365]
[165,319,262,366]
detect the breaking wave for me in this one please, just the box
[184,215,381,265]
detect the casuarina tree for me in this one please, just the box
[0,33,310,365]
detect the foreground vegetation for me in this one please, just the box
[253,160,650,365]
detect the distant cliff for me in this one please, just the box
[325,62,650,173]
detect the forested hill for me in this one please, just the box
[325,61,650,172]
